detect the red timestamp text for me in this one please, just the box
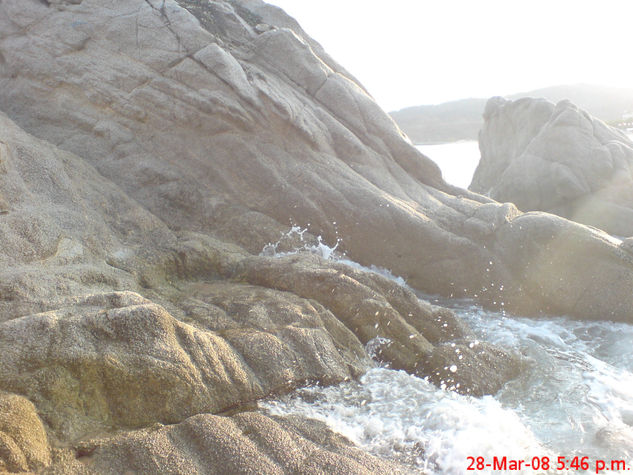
[467,455,628,473]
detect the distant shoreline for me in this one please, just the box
[392,84,633,145]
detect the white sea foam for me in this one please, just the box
[261,368,550,474]
[336,258,408,287]
[261,296,633,473]
[260,227,633,473]
[364,336,392,360]
[456,304,633,465]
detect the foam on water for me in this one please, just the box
[261,368,550,474]
[259,228,633,473]
[260,300,633,473]
[454,303,633,466]
[336,258,408,287]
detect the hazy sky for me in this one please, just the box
[265,0,633,111]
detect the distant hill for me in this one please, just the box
[390,84,633,144]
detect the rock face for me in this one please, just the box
[471,97,633,236]
[2,0,633,473]
[2,0,633,321]
[0,393,51,473]
[50,412,415,474]
[1,291,367,442]
[390,85,633,145]
[0,109,462,471]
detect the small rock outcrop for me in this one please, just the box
[471,97,633,236]
[52,412,415,474]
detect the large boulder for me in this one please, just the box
[3,0,633,323]
[471,97,633,236]
[0,0,495,302]
[0,293,369,441]
[0,0,457,275]
[0,107,512,448]
[236,253,521,395]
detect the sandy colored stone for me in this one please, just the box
[48,412,413,474]
[0,1,632,471]
[0,393,51,473]
[184,281,371,381]
[234,253,519,394]
[0,287,375,443]
[2,0,632,323]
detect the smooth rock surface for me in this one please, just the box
[471,97,633,236]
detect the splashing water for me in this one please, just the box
[259,227,633,473]
[365,336,393,360]
[262,368,550,474]
[260,225,309,256]
[261,296,633,473]
[456,304,633,464]
[261,226,407,286]
[336,258,408,287]
[260,225,341,259]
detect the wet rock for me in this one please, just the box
[235,253,516,394]
[492,213,633,320]
[239,254,434,371]
[423,342,522,396]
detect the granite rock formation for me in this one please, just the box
[471,97,633,236]
[0,110,454,471]
[0,393,51,473]
[2,0,633,473]
[390,84,633,145]
[47,412,415,474]
[2,0,633,319]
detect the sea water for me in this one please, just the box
[259,233,633,474]
[416,134,633,190]
[261,297,633,474]
[416,141,480,189]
